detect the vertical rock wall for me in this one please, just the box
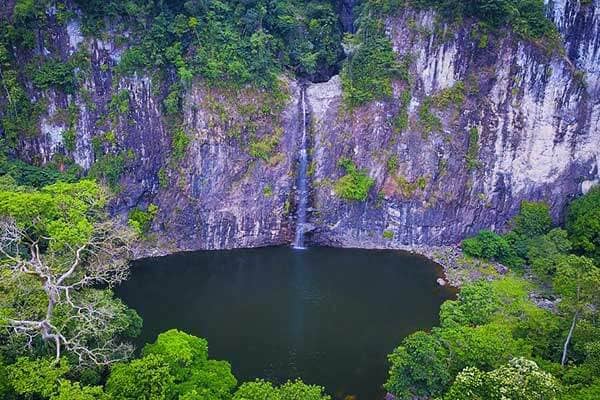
[306,0,599,248]
[5,0,599,253]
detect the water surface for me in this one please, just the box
[117,246,454,400]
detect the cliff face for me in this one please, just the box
[307,0,600,247]
[7,0,600,253]
[150,82,300,252]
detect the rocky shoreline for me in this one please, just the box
[407,245,508,288]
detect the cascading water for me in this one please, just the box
[293,85,310,249]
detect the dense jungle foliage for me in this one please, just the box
[383,189,600,400]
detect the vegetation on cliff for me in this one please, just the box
[341,0,560,108]
[334,157,375,201]
[368,0,559,42]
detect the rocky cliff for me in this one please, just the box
[307,0,600,248]
[5,0,600,254]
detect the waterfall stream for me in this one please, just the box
[293,85,309,249]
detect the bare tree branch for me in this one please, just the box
[0,217,136,366]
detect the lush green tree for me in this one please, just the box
[461,230,511,259]
[143,329,236,399]
[5,357,69,398]
[0,358,9,398]
[385,277,557,399]
[512,201,553,239]
[445,357,561,400]
[106,353,173,400]
[563,380,600,400]
[234,380,280,400]
[233,378,330,400]
[528,228,572,280]
[107,330,237,400]
[553,256,600,366]
[439,321,532,374]
[490,278,562,361]
[278,379,330,400]
[385,331,450,398]
[439,280,499,327]
[582,341,600,376]
[463,201,555,269]
[1,356,108,399]
[566,186,600,264]
[0,180,140,364]
[51,380,108,400]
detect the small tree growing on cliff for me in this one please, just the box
[0,180,140,365]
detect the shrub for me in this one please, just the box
[395,175,427,197]
[463,230,525,268]
[158,167,169,188]
[387,155,398,172]
[108,90,130,116]
[431,81,465,108]
[340,19,403,107]
[334,158,375,202]
[128,204,159,236]
[466,127,480,170]
[0,39,40,142]
[262,185,273,197]
[249,135,279,161]
[30,59,77,94]
[171,128,190,162]
[417,98,442,134]
[461,230,511,260]
[164,86,182,115]
[0,158,80,188]
[88,152,128,189]
[394,90,411,132]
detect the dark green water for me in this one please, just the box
[116,246,454,400]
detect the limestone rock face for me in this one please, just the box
[306,1,600,248]
[149,82,300,252]
[8,0,600,254]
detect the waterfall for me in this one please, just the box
[293,85,309,249]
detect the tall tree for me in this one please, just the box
[553,255,600,366]
[0,180,139,365]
